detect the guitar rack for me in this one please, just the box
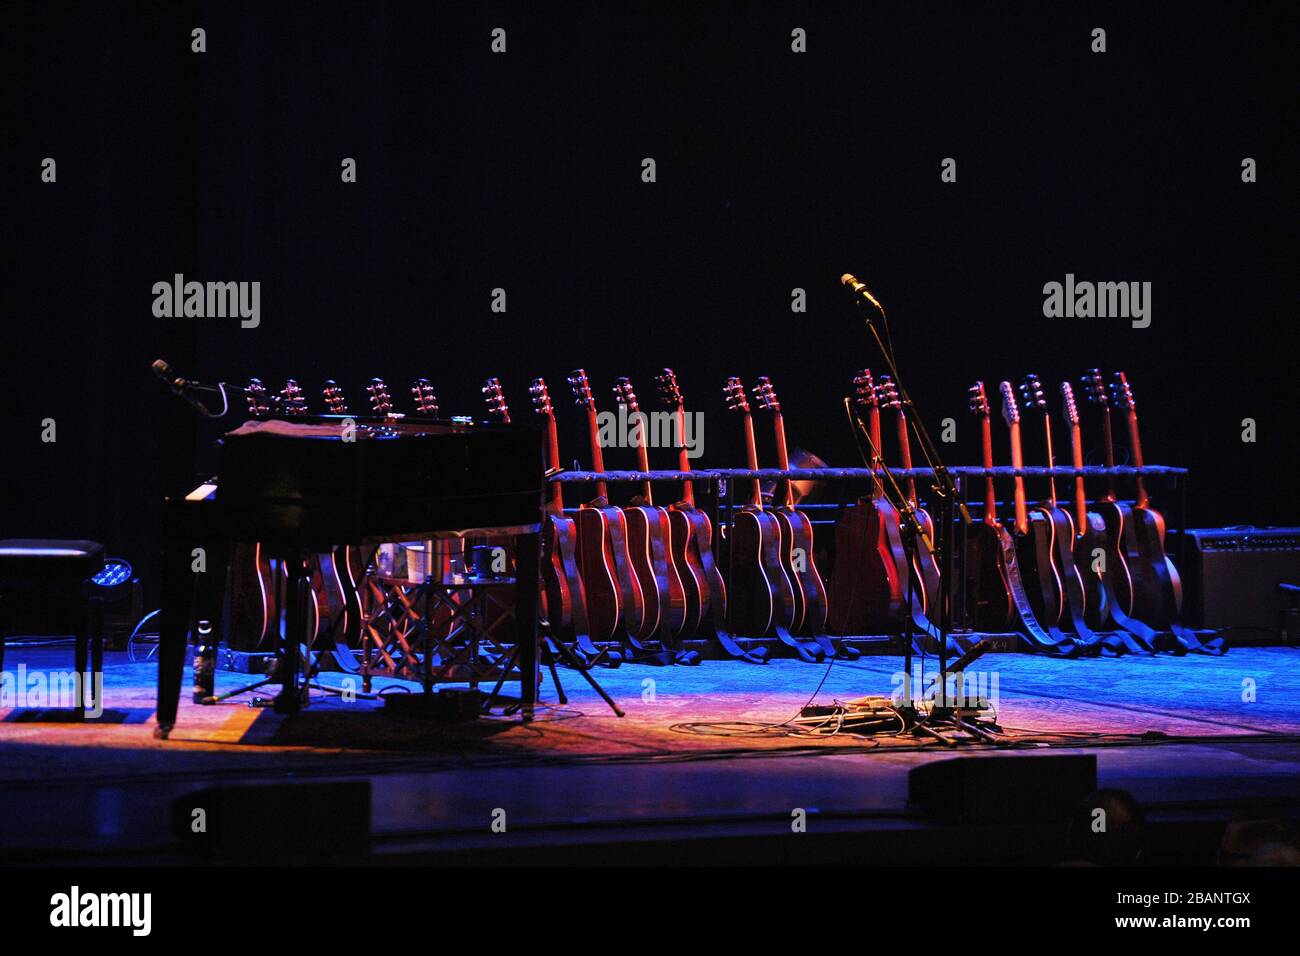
[550,464,1190,651]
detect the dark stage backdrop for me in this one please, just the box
[4,2,1297,602]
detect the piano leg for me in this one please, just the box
[514,532,541,721]
[155,498,192,739]
[274,553,310,714]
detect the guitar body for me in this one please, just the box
[541,513,588,641]
[623,504,685,640]
[828,498,903,634]
[318,544,363,650]
[1124,504,1183,627]
[727,507,795,637]
[1073,511,1113,628]
[225,541,278,651]
[911,507,944,616]
[774,506,828,635]
[285,557,325,646]
[575,504,637,642]
[668,504,722,636]
[1046,504,1091,629]
[1015,511,1064,626]
[963,522,1015,631]
[1094,501,1137,616]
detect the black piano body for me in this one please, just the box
[155,415,544,737]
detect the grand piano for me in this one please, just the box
[155,415,544,738]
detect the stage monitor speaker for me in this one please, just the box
[1168,527,1300,644]
[908,754,1096,824]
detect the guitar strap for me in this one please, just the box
[1099,577,1158,654]
[775,621,824,663]
[1050,513,1138,655]
[998,529,1086,656]
[1166,605,1227,655]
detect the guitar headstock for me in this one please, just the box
[751,376,780,413]
[968,381,990,418]
[1018,373,1048,415]
[612,376,640,413]
[654,368,682,409]
[999,380,1021,427]
[245,378,271,418]
[322,379,349,415]
[279,379,308,416]
[1110,371,1135,413]
[852,369,877,408]
[529,377,555,418]
[367,377,394,417]
[567,369,595,409]
[412,378,440,417]
[482,377,509,422]
[1082,368,1110,409]
[1060,381,1081,426]
[876,374,901,411]
[723,376,750,414]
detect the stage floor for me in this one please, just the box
[1,642,1298,863]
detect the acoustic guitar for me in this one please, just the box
[751,377,832,641]
[1001,380,1065,628]
[961,381,1016,631]
[1080,369,1138,613]
[568,369,644,645]
[1061,381,1111,629]
[653,369,734,644]
[828,369,905,635]
[1020,373,1095,642]
[527,377,592,652]
[612,376,686,642]
[876,374,942,617]
[1110,373,1185,633]
[723,377,822,661]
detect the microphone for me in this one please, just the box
[840,273,884,313]
[151,358,191,395]
[151,359,226,416]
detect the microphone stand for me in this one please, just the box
[844,280,996,744]
[844,398,925,719]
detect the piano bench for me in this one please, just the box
[0,539,107,718]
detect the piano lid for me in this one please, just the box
[214,415,544,550]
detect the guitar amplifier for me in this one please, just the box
[1168,528,1300,644]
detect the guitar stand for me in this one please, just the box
[618,616,701,666]
[488,621,625,717]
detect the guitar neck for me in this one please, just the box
[632,416,654,504]
[1008,421,1029,535]
[895,410,918,508]
[544,414,565,512]
[584,406,609,502]
[867,406,884,499]
[1125,409,1149,508]
[1039,415,1059,509]
[1099,407,1118,501]
[979,416,998,525]
[1069,422,1087,531]
[740,413,762,508]
[771,411,793,508]
[674,405,696,507]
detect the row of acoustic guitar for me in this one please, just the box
[224,366,1219,663]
